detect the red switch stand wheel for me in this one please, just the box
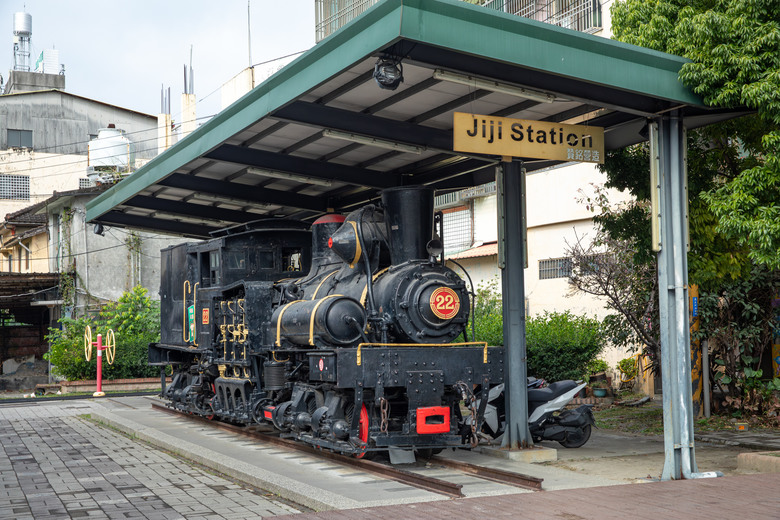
[84,326,116,397]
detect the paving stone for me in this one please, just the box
[0,401,301,519]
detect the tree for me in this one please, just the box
[612,0,780,269]
[588,0,780,412]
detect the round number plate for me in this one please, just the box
[429,287,460,320]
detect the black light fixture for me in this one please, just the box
[93,223,105,236]
[373,57,403,91]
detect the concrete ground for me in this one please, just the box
[535,431,758,482]
[0,395,776,519]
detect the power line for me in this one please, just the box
[0,285,58,300]
[0,113,217,173]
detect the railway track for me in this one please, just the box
[0,391,159,406]
[150,402,543,498]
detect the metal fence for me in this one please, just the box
[315,0,381,42]
[467,0,602,33]
[316,0,602,42]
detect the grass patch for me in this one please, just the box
[593,405,664,435]
[595,400,780,436]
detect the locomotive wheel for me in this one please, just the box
[355,403,370,459]
[205,402,215,421]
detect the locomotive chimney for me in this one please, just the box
[381,186,434,265]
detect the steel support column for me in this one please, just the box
[498,160,532,448]
[655,112,719,480]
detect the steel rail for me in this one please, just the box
[150,403,464,498]
[0,391,159,406]
[431,456,543,491]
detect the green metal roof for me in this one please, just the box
[86,0,740,238]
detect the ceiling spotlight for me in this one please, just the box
[373,57,403,91]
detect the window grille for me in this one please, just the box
[8,129,33,148]
[539,257,572,279]
[316,0,601,44]
[0,175,30,200]
[79,178,92,189]
[315,0,380,42]
[443,207,472,255]
[476,0,601,32]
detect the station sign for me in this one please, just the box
[453,112,604,163]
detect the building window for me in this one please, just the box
[8,129,33,149]
[443,206,472,255]
[0,174,30,200]
[79,178,92,189]
[539,257,572,280]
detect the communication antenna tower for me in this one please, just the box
[12,12,32,72]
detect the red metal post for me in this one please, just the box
[94,333,105,397]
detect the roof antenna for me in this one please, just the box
[183,45,194,95]
[247,0,252,67]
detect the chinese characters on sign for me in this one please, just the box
[452,112,605,164]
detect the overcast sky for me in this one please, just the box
[1,1,315,120]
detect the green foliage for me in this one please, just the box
[470,283,604,381]
[587,358,609,375]
[46,286,160,381]
[694,266,780,414]
[526,312,605,382]
[703,132,780,270]
[617,357,639,380]
[469,278,505,346]
[611,0,780,269]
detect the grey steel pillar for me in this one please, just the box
[654,112,719,480]
[497,160,532,448]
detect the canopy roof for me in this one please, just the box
[86,0,742,238]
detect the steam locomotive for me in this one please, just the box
[150,186,504,457]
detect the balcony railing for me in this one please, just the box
[316,0,381,42]
[316,0,602,42]
[482,0,602,33]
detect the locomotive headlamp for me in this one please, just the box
[373,57,403,91]
[427,237,443,258]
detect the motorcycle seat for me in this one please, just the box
[527,380,578,403]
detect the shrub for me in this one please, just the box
[468,281,604,382]
[617,357,638,381]
[468,278,505,346]
[587,358,610,376]
[526,311,604,382]
[46,286,160,381]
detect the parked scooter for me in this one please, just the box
[478,379,595,448]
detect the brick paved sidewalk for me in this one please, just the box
[0,402,302,520]
[274,472,780,520]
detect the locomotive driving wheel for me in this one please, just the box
[356,403,369,459]
[345,401,373,459]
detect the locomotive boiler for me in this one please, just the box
[150,186,504,457]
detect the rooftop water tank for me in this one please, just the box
[13,13,32,36]
[88,126,135,171]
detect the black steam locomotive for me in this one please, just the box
[150,186,504,457]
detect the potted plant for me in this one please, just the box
[587,358,609,381]
[590,379,609,398]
